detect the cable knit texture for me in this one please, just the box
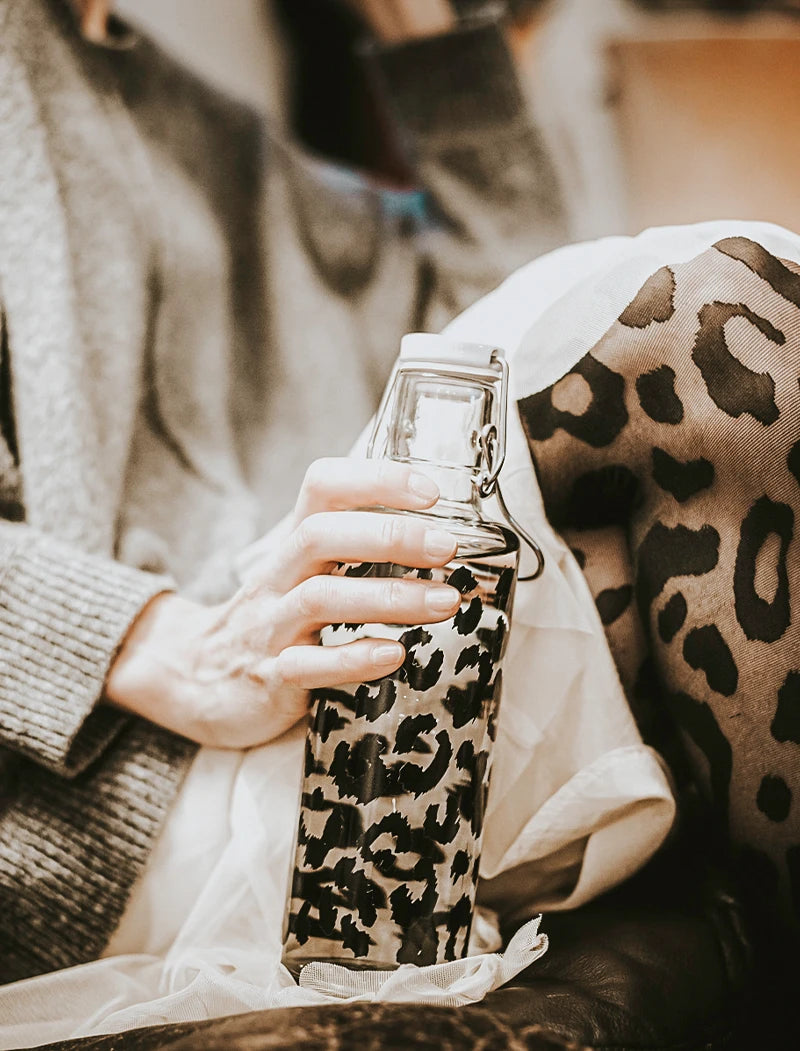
[0,0,566,982]
[0,720,196,980]
[0,527,171,776]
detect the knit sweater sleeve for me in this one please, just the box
[368,11,568,318]
[0,522,173,778]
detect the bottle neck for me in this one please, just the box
[376,362,510,552]
[386,374,488,505]
[382,457,508,557]
[408,463,481,521]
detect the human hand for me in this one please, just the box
[68,0,110,42]
[344,0,547,71]
[342,0,455,42]
[105,458,460,749]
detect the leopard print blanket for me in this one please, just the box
[518,236,799,928]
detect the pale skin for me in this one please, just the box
[69,0,111,42]
[106,459,460,750]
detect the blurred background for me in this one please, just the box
[115,0,800,245]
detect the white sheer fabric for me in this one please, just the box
[10,219,795,1046]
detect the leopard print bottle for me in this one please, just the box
[282,530,518,972]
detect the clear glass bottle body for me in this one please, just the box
[282,527,519,973]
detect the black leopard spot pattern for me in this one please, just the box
[682,625,738,697]
[564,465,640,528]
[651,447,714,503]
[619,265,676,327]
[284,550,517,967]
[788,440,800,486]
[757,775,792,823]
[772,672,800,746]
[636,365,684,424]
[658,592,687,644]
[734,495,793,643]
[692,302,782,425]
[595,585,634,626]
[520,237,800,928]
[518,355,628,448]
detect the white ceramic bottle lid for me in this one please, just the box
[399,333,505,369]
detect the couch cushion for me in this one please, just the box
[32,1004,585,1051]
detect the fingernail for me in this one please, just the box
[426,586,460,613]
[424,529,457,559]
[373,642,405,665]
[408,472,438,503]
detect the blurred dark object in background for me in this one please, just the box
[635,0,800,13]
[450,0,546,16]
[273,0,412,182]
[272,0,553,184]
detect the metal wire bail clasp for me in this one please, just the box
[477,419,544,581]
[369,335,545,581]
[471,351,545,582]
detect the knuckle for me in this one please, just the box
[341,644,367,678]
[375,459,400,489]
[379,514,405,550]
[293,515,320,557]
[238,576,263,603]
[295,576,333,620]
[386,578,407,611]
[274,648,297,686]
[302,459,331,497]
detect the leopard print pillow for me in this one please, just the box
[518,236,799,928]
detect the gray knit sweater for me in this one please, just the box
[0,0,566,982]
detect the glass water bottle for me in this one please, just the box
[282,334,543,974]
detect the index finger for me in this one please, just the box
[294,457,439,522]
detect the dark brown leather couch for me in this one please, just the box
[31,839,798,1051]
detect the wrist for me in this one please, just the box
[104,591,204,733]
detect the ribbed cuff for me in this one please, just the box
[367,8,526,142]
[0,718,197,981]
[0,530,173,776]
